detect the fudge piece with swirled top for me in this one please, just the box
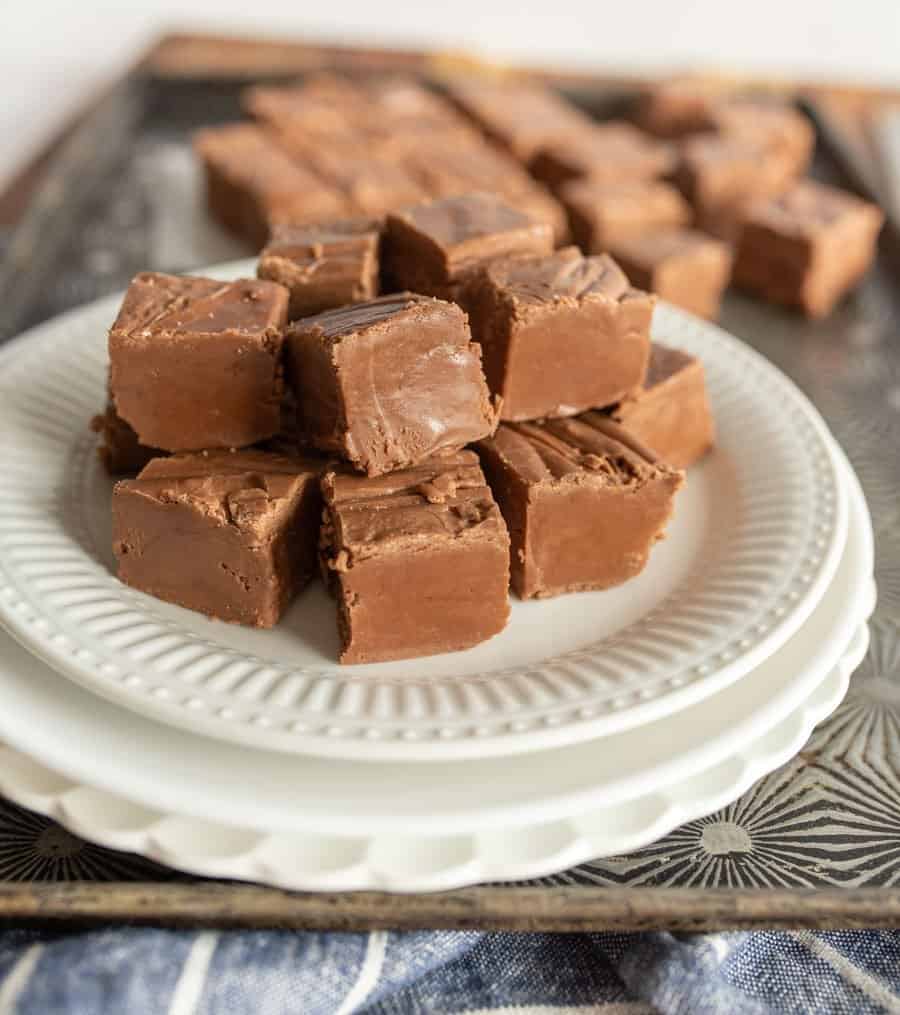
[113,450,325,627]
[733,180,883,318]
[463,247,653,421]
[320,450,510,663]
[477,415,683,599]
[382,192,554,300]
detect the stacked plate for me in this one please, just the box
[0,261,874,891]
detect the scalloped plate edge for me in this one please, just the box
[0,613,869,893]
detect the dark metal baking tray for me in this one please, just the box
[0,37,899,930]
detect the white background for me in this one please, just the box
[3,0,900,189]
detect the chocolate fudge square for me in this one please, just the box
[634,76,734,138]
[276,140,430,217]
[529,122,677,189]
[610,228,732,321]
[443,76,595,161]
[400,142,569,243]
[258,219,380,320]
[364,77,477,129]
[677,134,795,240]
[247,75,479,155]
[286,293,497,477]
[383,192,554,299]
[91,403,162,476]
[194,125,348,248]
[113,450,324,627]
[320,451,510,663]
[243,77,370,146]
[733,180,884,318]
[360,77,485,154]
[560,179,692,254]
[711,100,814,182]
[612,344,715,468]
[109,273,289,453]
[465,247,653,421]
[477,416,683,599]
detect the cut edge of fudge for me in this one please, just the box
[319,450,511,663]
[91,403,163,477]
[113,449,325,628]
[477,414,684,599]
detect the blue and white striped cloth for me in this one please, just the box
[0,927,898,1013]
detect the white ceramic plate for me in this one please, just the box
[0,450,873,894]
[0,649,864,892]
[0,262,847,759]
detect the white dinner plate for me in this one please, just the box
[0,448,873,892]
[0,262,847,759]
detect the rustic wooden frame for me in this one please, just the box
[2,883,900,931]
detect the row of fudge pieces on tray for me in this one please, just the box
[196,72,883,322]
[99,192,710,664]
[450,75,884,319]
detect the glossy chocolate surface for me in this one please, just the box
[286,292,498,476]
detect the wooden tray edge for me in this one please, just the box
[1,883,900,931]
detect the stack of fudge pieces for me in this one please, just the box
[99,191,718,663]
[196,71,883,322]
